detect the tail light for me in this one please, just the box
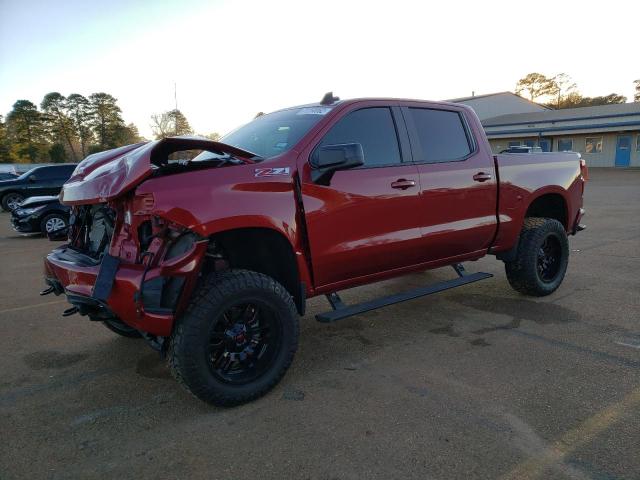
[579,158,589,181]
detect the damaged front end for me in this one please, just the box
[44,196,208,338]
[43,136,256,339]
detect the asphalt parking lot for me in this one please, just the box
[1,168,638,480]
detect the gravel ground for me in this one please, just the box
[1,168,638,480]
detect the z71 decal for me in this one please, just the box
[254,167,290,177]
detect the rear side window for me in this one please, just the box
[56,165,76,178]
[36,166,74,179]
[319,107,402,167]
[408,108,472,163]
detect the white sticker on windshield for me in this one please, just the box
[297,107,332,115]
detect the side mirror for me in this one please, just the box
[311,143,364,185]
[28,175,37,182]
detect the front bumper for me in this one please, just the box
[11,214,39,233]
[44,241,207,337]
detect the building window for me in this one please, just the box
[637,135,640,151]
[558,139,573,151]
[585,137,603,154]
[508,141,520,147]
[539,139,551,152]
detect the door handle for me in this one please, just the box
[391,179,416,190]
[473,172,492,182]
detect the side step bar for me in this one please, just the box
[315,264,492,323]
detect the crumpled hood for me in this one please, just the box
[60,137,257,205]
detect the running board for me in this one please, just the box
[315,264,492,323]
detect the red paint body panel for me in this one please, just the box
[490,152,584,252]
[44,98,586,336]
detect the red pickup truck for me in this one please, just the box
[42,95,587,406]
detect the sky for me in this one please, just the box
[1,0,638,139]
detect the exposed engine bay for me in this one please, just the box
[69,204,116,260]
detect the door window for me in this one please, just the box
[408,108,472,163]
[617,137,630,149]
[36,166,71,180]
[318,108,402,167]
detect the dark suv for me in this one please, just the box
[0,164,76,211]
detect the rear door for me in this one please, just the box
[300,105,423,288]
[401,104,498,261]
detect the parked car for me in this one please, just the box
[0,172,18,181]
[11,196,70,237]
[42,95,587,406]
[0,164,76,211]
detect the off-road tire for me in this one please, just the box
[505,217,569,296]
[102,317,143,338]
[1,192,24,211]
[168,269,299,407]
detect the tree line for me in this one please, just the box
[0,92,223,164]
[0,92,143,164]
[515,73,640,108]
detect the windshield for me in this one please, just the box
[220,106,332,159]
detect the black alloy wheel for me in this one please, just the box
[207,302,282,384]
[537,235,562,283]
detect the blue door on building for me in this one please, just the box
[615,136,631,167]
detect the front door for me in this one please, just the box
[300,106,424,288]
[615,136,631,167]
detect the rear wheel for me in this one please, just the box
[168,269,299,406]
[504,217,569,296]
[1,192,24,211]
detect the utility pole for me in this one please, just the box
[174,82,178,111]
[174,82,178,136]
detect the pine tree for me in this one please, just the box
[88,92,125,149]
[66,94,94,157]
[5,100,48,162]
[41,92,78,161]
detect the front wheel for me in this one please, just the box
[505,217,569,296]
[40,213,68,236]
[168,269,299,407]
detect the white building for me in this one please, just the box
[448,91,549,120]
[453,93,640,167]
